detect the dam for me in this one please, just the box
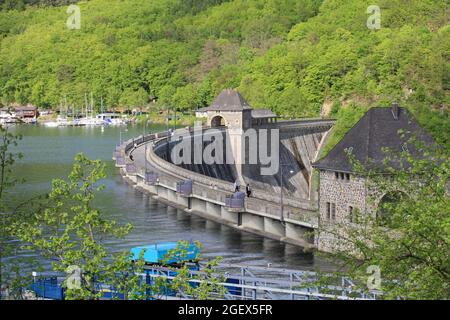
[113,89,334,250]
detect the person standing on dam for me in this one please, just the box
[246,184,252,198]
[234,179,241,192]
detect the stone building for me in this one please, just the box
[312,104,434,252]
[201,89,278,129]
[199,89,279,180]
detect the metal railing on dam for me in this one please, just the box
[113,119,335,249]
[29,263,383,300]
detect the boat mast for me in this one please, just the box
[84,93,88,119]
[64,95,69,120]
[90,92,94,117]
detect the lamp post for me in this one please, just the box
[144,115,149,173]
[280,164,294,224]
[166,107,170,134]
[173,108,177,131]
[166,107,171,161]
[119,121,128,148]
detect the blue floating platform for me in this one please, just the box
[130,242,200,265]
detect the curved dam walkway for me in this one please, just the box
[113,119,334,251]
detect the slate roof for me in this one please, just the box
[251,109,277,119]
[203,89,252,111]
[312,107,435,173]
[0,106,37,112]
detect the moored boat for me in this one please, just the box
[43,115,69,127]
[96,113,128,126]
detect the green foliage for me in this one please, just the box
[105,251,151,300]
[319,103,368,157]
[0,124,22,200]
[0,124,25,298]
[239,0,448,149]
[1,1,81,12]
[12,153,132,299]
[4,151,225,300]
[0,0,447,116]
[1,0,446,149]
[0,0,321,110]
[158,241,226,299]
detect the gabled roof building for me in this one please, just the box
[312,104,434,252]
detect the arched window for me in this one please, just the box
[211,115,226,127]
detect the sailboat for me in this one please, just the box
[78,93,101,126]
[95,96,127,126]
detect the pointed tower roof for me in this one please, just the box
[204,89,252,111]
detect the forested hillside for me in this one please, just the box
[0,0,448,148]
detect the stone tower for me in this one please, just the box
[203,89,253,182]
[204,89,253,130]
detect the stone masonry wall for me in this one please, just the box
[317,170,369,252]
[319,170,367,223]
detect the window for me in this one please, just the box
[326,202,336,221]
[331,203,336,220]
[349,206,354,223]
[335,171,351,182]
[326,202,331,220]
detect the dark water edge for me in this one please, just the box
[3,124,336,274]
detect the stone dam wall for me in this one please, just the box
[154,121,333,201]
[114,119,335,251]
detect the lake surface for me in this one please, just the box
[6,124,334,272]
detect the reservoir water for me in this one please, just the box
[7,124,333,272]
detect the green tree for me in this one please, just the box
[172,84,200,112]
[8,153,226,300]
[0,123,24,299]
[12,153,132,299]
[105,251,151,300]
[0,124,22,200]
[158,241,226,300]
